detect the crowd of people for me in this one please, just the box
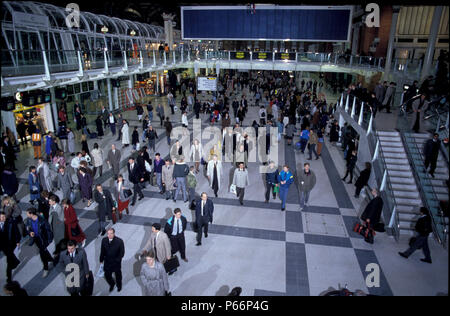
[0,68,444,296]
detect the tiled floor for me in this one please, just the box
[0,88,448,296]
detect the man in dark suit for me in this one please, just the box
[100,228,125,292]
[423,133,441,178]
[399,207,433,263]
[0,211,21,283]
[127,157,144,206]
[195,192,214,246]
[58,240,90,296]
[93,184,116,236]
[360,188,383,226]
[164,208,188,262]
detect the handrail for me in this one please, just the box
[401,132,448,247]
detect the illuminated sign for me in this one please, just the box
[197,77,218,91]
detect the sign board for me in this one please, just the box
[230,52,250,60]
[197,77,217,91]
[254,52,270,60]
[275,53,296,61]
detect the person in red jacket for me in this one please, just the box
[62,199,86,247]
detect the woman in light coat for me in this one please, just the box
[189,139,203,173]
[206,154,222,197]
[140,249,169,296]
[121,120,130,146]
[37,158,53,192]
[232,162,250,205]
[162,160,176,200]
[90,143,104,178]
[181,112,188,128]
[67,128,75,155]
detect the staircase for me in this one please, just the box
[377,131,422,235]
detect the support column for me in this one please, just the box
[128,75,135,106]
[383,6,400,80]
[49,87,58,132]
[162,13,176,49]
[351,23,361,56]
[421,6,443,81]
[107,78,113,112]
[156,71,160,96]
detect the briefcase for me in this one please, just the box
[82,271,94,296]
[163,255,180,274]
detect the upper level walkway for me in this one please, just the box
[1,49,427,97]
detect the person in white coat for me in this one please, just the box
[206,154,222,197]
[181,112,188,128]
[189,139,203,173]
[67,128,76,156]
[90,143,104,177]
[121,120,130,147]
[37,157,53,192]
[272,103,278,121]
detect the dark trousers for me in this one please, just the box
[93,166,103,178]
[236,187,245,204]
[132,182,144,204]
[116,127,122,141]
[343,168,354,182]
[196,217,209,243]
[265,183,276,202]
[3,250,20,282]
[35,237,53,271]
[424,156,437,175]
[170,233,186,259]
[404,235,431,261]
[308,144,319,159]
[104,268,122,289]
[110,123,116,136]
[355,184,364,197]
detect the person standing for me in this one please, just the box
[0,211,21,283]
[164,117,173,146]
[354,162,372,198]
[114,175,130,218]
[37,157,53,192]
[45,132,53,160]
[162,159,176,201]
[265,161,279,203]
[24,208,54,278]
[342,150,358,184]
[1,166,19,202]
[299,127,310,153]
[57,240,90,296]
[360,188,383,229]
[145,126,158,154]
[67,128,76,156]
[62,199,86,247]
[32,128,42,159]
[187,166,197,204]
[232,162,250,206]
[101,106,109,129]
[121,120,130,148]
[136,104,144,122]
[164,208,188,263]
[106,144,121,180]
[116,114,124,142]
[173,156,189,203]
[28,166,40,205]
[374,81,386,105]
[156,104,165,126]
[94,184,116,235]
[127,157,145,206]
[399,207,433,263]
[153,153,165,194]
[141,223,172,266]
[91,143,104,178]
[48,195,65,261]
[329,121,340,144]
[307,129,319,160]
[278,165,294,211]
[207,155,222,197]
[382,82,396,113]
[190,139,203,173]
[423,133,440,178]
[146,102,154,122]
[298,163,316,210]
[95,115,104,139]
[100,228,125,292]
[108,113,117,136]
[411,94,429,133]
[140,249,170,296]
[77,167,93,207]
[195,193,214,246]
[56,166,74,201]
[132,127,139,152]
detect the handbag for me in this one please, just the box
[163,255,180,274]
[31,185,39,195]
[96,263,105,278]
[71,224,81,237]
[123,189,133,199]
[144,160,152,173]
[229,184,237,195]
[273,185,279,194]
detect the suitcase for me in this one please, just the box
[82,271,94,296]
[163,255,180,274]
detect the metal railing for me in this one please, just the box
[401,132,448,247]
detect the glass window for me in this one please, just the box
[74,83,81,94]
[82,81,88,92]
[67,84,74,95]
[88,81,94,91]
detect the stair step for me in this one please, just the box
[378,136,402,143]
[386,164,411,171]
[393,190,420,199]
[391,183,418,191]
[399,222,416,230]
[399,213,420,222]
[377,131,400,137]
[388,170,414,178]
[397,205,420,213]
[383,152,408,159]
[408,133,430,139]
[436,193,449,201]
[380,141,404,148]
[390,177,416,185]
[384,158,410,165]
[431,179,449,186]
[396,198,423,206]
[381,146,405,153]
[431,186,449,194]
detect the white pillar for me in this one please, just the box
[421,6,443,81]
[351,97,356,119]
[107,78,113,112]
[383,7,400,80]
[128,75,134,106]
[358,102,364,125]
[372,139,380,162]
[345,94,350,111]
[49,87,58,132]
[366,112,374,136]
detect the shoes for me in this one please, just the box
[117,285,122,292]
[264,200,269,203]
[281,208,285,211]
[195,242,201,246]
[420,258,432,264]
[42,270,49,278]
[131,202,135,206]
[173,199,176,203]
[307,158,311,160]
[240,201,243,205]
[429,173,435,178]
[204,233,208,238]
[138,196,144,201]
[273,195,276,200]
[354,195,359,198]
[165,197,169,200]
[347,181,352,184]
[182,258,188,263]
[184,200,188,203]
[101,229,106,236]
[109,283,115,292]
[341,178,346,181]
[398,252,408,259]
[315,157,319,160]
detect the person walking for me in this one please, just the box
[278,165,294,211]
[57,240,90,296]
[207,155,222,197]
[307,129,319,160]
[106,144,121,180]
[32,128,42,159]
[114,175,130,219]
[154,153,165,194]
[423,133,440,178]
[190,139,203,173]
[67,128,76,156]
[187,166,197,204]
[232,162,250,206]
[116,114,124,142]
[121,119,130,148]
[156,104,165,126]
[24,208,54,278]
[95,115,104,139]
[342,150,358,184]
[382,82,396,113]
[0,211,21,283]
[195,193,214,246]
[36,158,53,193]
[91,143,104,178]
[354,162,372,198]
[399,207,433,263]
[28,166,40,205]
[77,167,93,207]
[145,126,158,154]
[141,223,172,266]
[48,195,65,261]
[1,166,19,202]
[164,117,173,146]
[57,123,69,153]
[132,127,140,152]
[164,208,188,263]
[162,159,176,201]
[298,163,316,210]
[62,199,86,247]
[128,157,145,206]
[94,184,116,235]
[108,113,117,136]
[100,228,125,292]
[173,156,189,203]
[360,188,383,230]
[411,94,429,133]
[299,127,310,153]
[136,104,144,122]
[140,249,170,296]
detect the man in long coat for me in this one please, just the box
[93,184,115,236]
[107,144,121,180]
